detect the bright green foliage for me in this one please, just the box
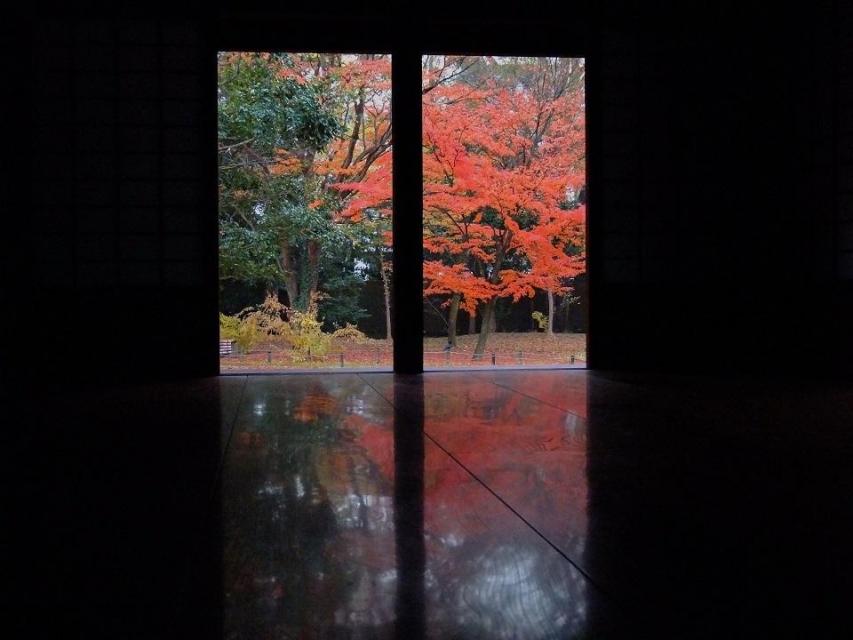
[218,52,344,306]
[218,221,280,285]
[218,52,340,156]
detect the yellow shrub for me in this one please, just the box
[283,295,331,362]
[331,323,368,343]
[239,294,289,337]
[219,312,260,353]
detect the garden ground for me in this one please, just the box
[220,332,586,371]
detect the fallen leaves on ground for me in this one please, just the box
[220,332,586,370]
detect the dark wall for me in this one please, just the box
[11,14,218,391]
[8,2,852,388]
[588,4,853,375]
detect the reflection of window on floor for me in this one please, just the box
[217,52,393,371]
[420,56,586,369]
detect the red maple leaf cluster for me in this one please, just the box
[342,57,586,322]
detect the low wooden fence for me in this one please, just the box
[220,344,584,368]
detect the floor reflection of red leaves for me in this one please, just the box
[294,393,340,422]
[230,567,257,594]
[235,431,266,450]
[344,413,395,481]
[498,373,589,418]
[422,402,589,538]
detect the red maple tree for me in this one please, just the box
[329,56,585,355]
[422,56,586,354]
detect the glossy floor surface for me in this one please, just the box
[15,370,853,638]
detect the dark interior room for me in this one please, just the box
[5,1,853,638]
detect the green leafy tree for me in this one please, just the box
[218,51,341,310]
[218,52,393,337]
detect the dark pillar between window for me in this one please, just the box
[393,378,425,637]
[391,48,424,373]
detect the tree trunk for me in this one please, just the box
[473,298,497,357]
[547,289,555,335]
[447,293,461,347]
[295,149,318,311]
[280,242,300,309]
[342,88,364,169]
[473,231,510,358]
[306,240,320,306]
[380,259,392,341]
[468,309,476,334]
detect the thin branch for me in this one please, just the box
[422,57,478,95]
[218,137,255,153]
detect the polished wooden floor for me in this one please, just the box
[16,370,853,638]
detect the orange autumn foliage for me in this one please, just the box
[341,57,585,317]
